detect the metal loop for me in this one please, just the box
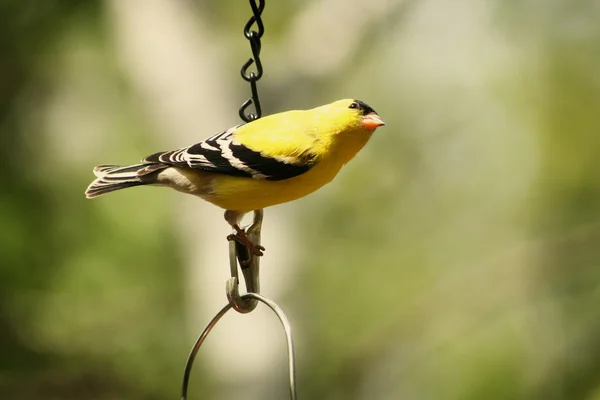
[243,0,265,38]
[240,59,256,82]
[181,292,297,400]
[241,34,263,81]
[239,80,262,122]
[239,99,256,122]
[226,209,263,312]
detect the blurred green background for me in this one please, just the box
[2,0,600,399]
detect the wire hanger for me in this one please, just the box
[181,292,297,400]
[180,2,298,398]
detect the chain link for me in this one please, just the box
[239,0,265,122]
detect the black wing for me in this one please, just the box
[142,125,315,181]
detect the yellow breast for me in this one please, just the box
[203,158,340,212]
[201,129,372,212]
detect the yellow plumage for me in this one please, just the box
[86,98,385,255]
[186,100,378,211]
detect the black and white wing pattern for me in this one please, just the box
[142,125,315,181]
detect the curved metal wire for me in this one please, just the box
[181,293,297,400]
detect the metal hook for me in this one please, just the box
[226,209,263,313]
[241,34,263,82]
[239,97,258,122]
[181,292,297,400]
[243,0,265,39]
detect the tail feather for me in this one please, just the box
[85,163,163,199]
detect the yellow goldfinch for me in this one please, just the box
[85,99,385,255]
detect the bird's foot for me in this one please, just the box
[227,225,265,257]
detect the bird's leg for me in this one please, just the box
[227,224,265,257]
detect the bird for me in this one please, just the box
[85,99,385,256]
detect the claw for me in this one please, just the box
[227,225,265,257]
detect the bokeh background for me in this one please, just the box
[2,0,600,399]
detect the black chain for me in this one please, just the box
[239,0,265,123]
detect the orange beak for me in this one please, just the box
[361,113,385,131]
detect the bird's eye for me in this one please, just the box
[349,103,358,109]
